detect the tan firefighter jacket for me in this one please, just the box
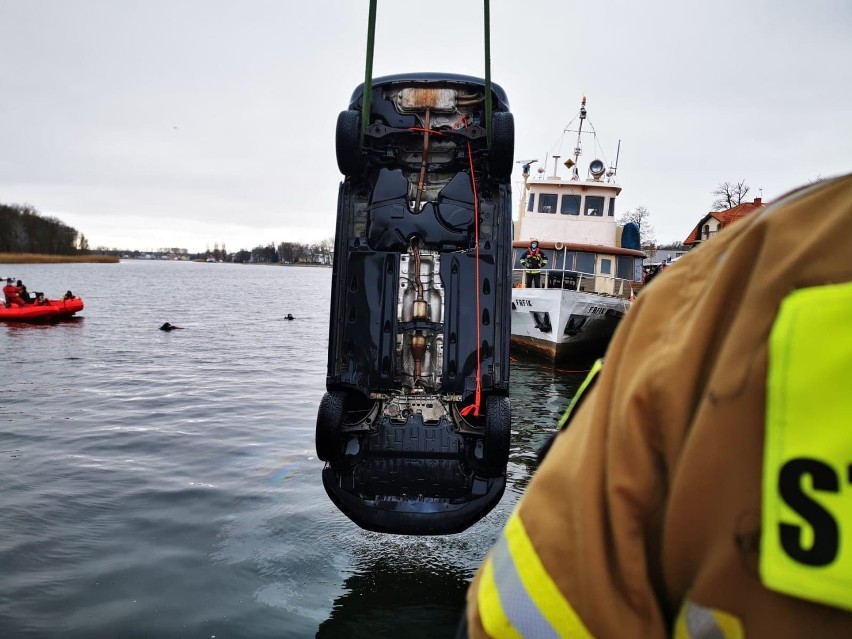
[464,174,852,638]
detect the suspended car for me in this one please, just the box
[317,72,514,535]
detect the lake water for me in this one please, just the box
[0,259,586,638]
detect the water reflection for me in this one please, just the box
[3,316,85,335]
[506,353,590,492]
[316,547,469,639]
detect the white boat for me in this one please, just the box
[510,97,646,361]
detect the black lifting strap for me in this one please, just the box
[360,0,494,145]
[484,0,493,146]
[360,0,377,146]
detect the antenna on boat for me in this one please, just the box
[551,155,561,178]
[607,139,621,181]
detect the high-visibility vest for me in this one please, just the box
[521,247,546,273]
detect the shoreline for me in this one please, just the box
[0,253,119,264]
[0,253,120,264]
[183,259,331,267]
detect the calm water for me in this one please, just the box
[0,260,586,638]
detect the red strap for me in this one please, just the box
[460,135,482,418]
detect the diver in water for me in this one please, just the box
[159,322,183,331]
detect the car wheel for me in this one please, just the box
[483,395,511,476]
[336,110,362,176]
[489,112,515,179]
[316,391,346,462]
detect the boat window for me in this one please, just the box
[561,194,581,215]
[527,194,535,212]
[584,196,604,216]
[576,252,596,274]
[600,258,612,275]
[537,194,558,214]
[551,248,565,271]
[635,258,644,282]
[564,251,575,270]
[616,255,634,280]
[608,198,615,217]
[513,248,526,269]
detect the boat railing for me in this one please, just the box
[512,266,636,298]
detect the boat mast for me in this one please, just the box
[570,96,587,181]
[608,139,620,182]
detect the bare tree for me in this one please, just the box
[712,180,751,210]
[617,205,656,248]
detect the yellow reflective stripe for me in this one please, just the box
[478,556,523,639]
[478,512,593,637]
[710,608,744,639]
[761,281,852,611]
[673,600,743,639]
[490,530,560,638]
[673,608,690,639]
[504,512,593,637]
[557,358,603,430]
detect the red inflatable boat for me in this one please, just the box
[0,297,84,322]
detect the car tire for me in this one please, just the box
[489,112,515,179]
[483,395,511,476]
[336,110,362,176]
[316,391,346,462]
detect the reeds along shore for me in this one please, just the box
[0,253,119,264]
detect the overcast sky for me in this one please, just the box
[1,0,850,252]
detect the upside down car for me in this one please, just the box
[316,72,515,535]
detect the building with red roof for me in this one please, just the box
[684,197,765,246]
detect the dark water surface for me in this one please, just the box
[0,260,586,638]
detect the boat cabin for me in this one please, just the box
[513,170,645,297]
[518,177,620,245]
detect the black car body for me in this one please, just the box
[317,72,514,535]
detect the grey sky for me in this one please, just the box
[1,0,850,252]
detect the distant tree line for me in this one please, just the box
[0,203,88,254]
[89,239,334,263]
[229,240,333,264]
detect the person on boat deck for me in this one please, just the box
[520,240,547,288]
[16,280,33,304]
[3,277,27,307]
[459,174,852,638]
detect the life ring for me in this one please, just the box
[555,241,564,250]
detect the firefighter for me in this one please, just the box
[461,174,852,638]
[520,240,547,288]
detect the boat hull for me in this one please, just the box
[0,298,84,322]
[510,288,627,361]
